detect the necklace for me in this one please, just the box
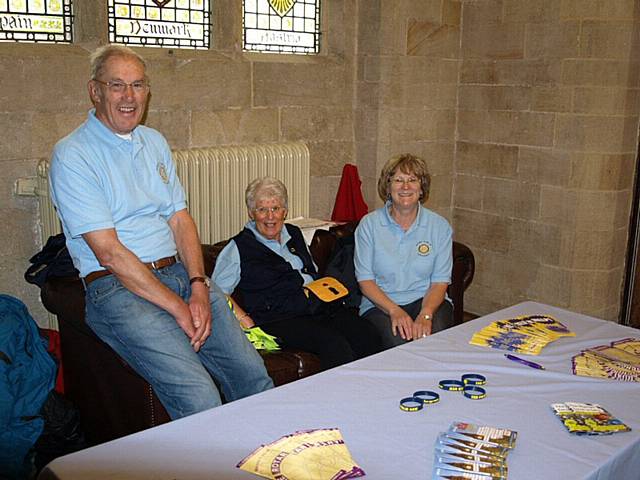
[389,204,418,231]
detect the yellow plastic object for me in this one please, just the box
[305,276,349,303]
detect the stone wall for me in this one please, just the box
[2,0,639,326]
[454,0,640,319]
[354,0,640,320]
[355,0,460,217]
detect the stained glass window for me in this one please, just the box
[108,0,210,50]
[0,0,73,43]
[243,0,320,54]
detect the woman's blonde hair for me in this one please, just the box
[377,153,430,203]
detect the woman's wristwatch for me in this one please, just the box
[422,313,432,321]
[190,276,211,288]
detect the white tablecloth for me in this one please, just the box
[39,302,640,480]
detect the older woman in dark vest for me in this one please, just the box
[213,177,381,370]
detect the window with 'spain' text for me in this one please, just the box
[0,0,73,44]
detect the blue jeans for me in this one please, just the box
[85,262,273,420]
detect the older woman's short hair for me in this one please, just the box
[377,153,431,203]
[245,176,289,211]
[90,45,147,80]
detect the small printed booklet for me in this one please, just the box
[448,422,518,450]
[550,402,631,435]
[572,338,640,382]
[237,428,365,480]
[469,314,574,355]
[432,423,517,480]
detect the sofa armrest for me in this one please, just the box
[202,241,228,278]
[449,241,475,326]
[40,276,171,445]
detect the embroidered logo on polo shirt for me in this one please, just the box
[417,242,431,256]
[157,163,169,184]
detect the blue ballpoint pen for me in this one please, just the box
[504,353,545,370]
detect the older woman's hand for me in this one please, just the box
[389,306,415,340]
[237,313,255,329]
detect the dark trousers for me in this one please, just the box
[363,298,454,350]
[260,305,383,371]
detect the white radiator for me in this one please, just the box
[36,141,310,245]
[173,142,309,244]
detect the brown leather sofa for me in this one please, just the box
[39,226,474,445]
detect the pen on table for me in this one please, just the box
[504,353,545,370]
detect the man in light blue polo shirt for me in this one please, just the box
[49,45,272,420]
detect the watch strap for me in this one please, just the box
[190,276,210,287]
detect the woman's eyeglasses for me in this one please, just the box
[390,176,419,186]
[253,206,285,216]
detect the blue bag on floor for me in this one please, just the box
[0,294,56,479]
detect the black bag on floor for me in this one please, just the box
[33,391,87,473]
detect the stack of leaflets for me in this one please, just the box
[237,428,365,480]
[469,314,574,355]
[432,422,517,479]
[551,402,631,435]
[572,338,640,382]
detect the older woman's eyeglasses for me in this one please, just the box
[390,176,419,186]
[253,206,285,216]
[93,79,150,93]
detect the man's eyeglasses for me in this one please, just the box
[390,176,419,186]
[253,206,285,216]
[94,79,150,94]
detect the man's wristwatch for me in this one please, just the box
[423,314,432,321]
[190,276,211,288]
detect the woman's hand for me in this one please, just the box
[412,310,433,339]
[389,306,415,340]
[237,312,255,329]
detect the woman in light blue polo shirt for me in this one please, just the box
[354,153,453,349]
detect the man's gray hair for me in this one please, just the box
[89,45,146,80]
[245,177,289,211]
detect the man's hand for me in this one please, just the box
[187,282,212,351]
[168,209,212,351]
[172,301,197,340]
[389,306,414,340]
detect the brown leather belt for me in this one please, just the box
[84,256,178,286]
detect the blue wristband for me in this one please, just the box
[412,390,440,405]
[462,373,486,386]
[399,397,423,412]
[438,379,464,391]
[463,385,487,400]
